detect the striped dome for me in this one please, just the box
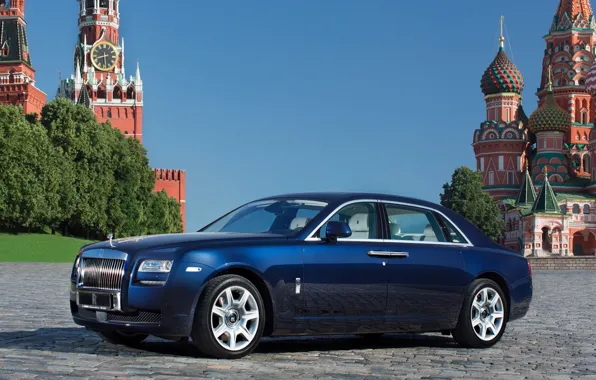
[481,48,524,96]
[528,92,571,134]
[585,61,596,95]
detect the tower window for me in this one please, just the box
[582,111,588,125]
[506,109,510,122]
[507,171,514,184]
[488,171,494,185]
[86,0,94,8]
[100,0,108,7]
[107,109,112,118]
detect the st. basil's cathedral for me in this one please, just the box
[475,0,596,256]
[0,0,186,231]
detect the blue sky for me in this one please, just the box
[27,0,562,230]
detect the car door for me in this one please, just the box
[378,201,469,332]
[300,201,389,334]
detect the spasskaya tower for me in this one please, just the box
[58,0,187,231]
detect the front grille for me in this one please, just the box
[107,311,161,324]
[80,258,125,290]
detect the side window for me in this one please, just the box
[437,215,468,244]
[317,202,378,240]
[384,203,446,242]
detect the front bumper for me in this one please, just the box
[70,249,214,337]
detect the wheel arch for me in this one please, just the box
[195,265,276,337]
[475,271,511,321]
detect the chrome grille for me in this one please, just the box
[80,258,125,291]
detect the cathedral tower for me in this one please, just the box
[57,0,186,231]
[0,0,46,114]
[538,0,596,180]
[58,0,143,141]
[473,17,530,199]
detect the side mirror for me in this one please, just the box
[325,221,352,241]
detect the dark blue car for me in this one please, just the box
[69,192,533,359]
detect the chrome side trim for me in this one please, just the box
[367,251,409,258]
[81,249,128,260]
[303,198,474,247]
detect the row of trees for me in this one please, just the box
[440,166,505,241]
[0,99,182,240]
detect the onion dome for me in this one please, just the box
[528,92,571,134]
[480,47,525,96]
[528,66,571,134]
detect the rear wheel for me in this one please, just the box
[452,278,508,348]
[96,330,148,346]
[191,275,265,359]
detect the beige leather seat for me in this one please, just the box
[422,224,438,241]
[348,213,370,239]
[290,217,311,231]
[389,222,401,239]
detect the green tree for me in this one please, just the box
[440,166,505,241]
[0,105,66,231]
[40,98,116,238]
[146,190,184,235]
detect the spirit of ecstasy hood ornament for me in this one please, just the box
[108,233,115,247]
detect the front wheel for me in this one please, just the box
[96,330,148,346]
[452,278,508,348]
[191,275,265,359]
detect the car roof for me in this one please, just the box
[257,192,439,207]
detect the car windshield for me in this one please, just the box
[199,199,329,236]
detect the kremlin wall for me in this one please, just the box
[0,0,186,231]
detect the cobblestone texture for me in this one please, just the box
[0,263,595,379]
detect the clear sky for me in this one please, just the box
[27,0,562,231]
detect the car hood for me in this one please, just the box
[82,232,289,253]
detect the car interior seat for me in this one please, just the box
[421,224,438,242]
[389,222,401,239]
[348,213,370,239]
[290,217,311,231]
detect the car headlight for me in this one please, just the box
[138,260,173,273]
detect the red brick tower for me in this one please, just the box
[473,17,530,200]
[57,0,187,231]
[0,0,46,115]
[57,0,143,141]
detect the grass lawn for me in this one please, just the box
[0,233,94,262]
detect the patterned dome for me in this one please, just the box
[528,92,571,134]
[585,61,596,95]
[480,48,525,96]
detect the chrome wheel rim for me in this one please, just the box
[470,286,505,341]
[211,285,259,351]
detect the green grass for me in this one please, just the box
[0,233,94,262]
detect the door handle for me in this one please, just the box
[367,251,409,258]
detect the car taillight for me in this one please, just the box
[528,260,532,277]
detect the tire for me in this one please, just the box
[191,274,266,359]
[452,278,508,348]
[96,330,148,346]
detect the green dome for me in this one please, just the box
[528,92,571,134]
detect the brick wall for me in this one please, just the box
[528,257,596,270]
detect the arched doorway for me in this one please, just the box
[572,230,596,256]
[542,227,552,254]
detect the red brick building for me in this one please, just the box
[0,0,46,115]
[56,0,186,231]
[474,2,596,257]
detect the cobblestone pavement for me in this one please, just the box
[0,263,595,380]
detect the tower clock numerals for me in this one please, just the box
[90,42,118,72]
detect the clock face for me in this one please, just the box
[91,42,118,71]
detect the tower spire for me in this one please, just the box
[531,166,560,214]
[515,162,537,207]
[499,15,505,49]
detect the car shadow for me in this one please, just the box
[0,327,457,358]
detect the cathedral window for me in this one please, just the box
[100,0,108,7]
[584,204,590,214]
[113,86,122,100]
[488,171,494,185]
[107,109,112,118]
[86,0,94,8]
[498,156,504,170]
[506,109,510,122]
[581,110,588,125]
[507,171,514,184]
[97,86,106,100]
[573,204,580,214]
